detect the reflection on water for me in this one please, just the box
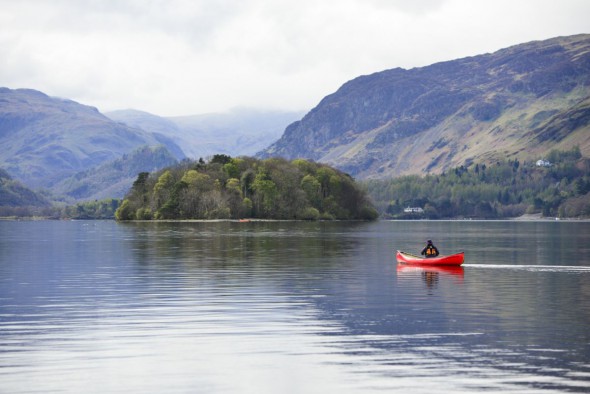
[397,265,464,292]
[0,220,589,393]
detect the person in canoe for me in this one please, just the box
[421,240,439,258]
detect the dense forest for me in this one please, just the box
[364,147,590,219]
[115,155,378,221]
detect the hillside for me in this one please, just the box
[0,88,185,190]
[260,34,590,179]
[365,147,590,219]
[107,108,303,159]
[0,168,48,209]
[52,145,179,201]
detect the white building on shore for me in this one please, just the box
[404,207,424,213]
[536,159,552,167]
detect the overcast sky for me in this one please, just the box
[1,0,589,116]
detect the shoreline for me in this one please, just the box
[3,216,590,222]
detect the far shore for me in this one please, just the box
[2,215,589,222]
[510,213,590,221]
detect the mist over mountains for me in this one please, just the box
[106,108,303,159]
[260,34,590,179]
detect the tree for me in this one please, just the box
[210,154,232,165]
[226,178,243,218]
[223,161,240,179]
[176,170,213,218]
[252,171,278,216]
[115,199,133,220]
[240,169,256,199]
[132,172,150,192]
[152,170,174,211]
[301,174,321,208]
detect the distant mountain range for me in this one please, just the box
[0,89,299,202]
[106,108,303,158]
[0,88,185,192]
[260,34,590,179]
[52,145,178,201]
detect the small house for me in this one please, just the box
[536,159,552,167]
[404,207,424,213]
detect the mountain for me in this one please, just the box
[0,168,48,208]
[105,109,181,137]
[260,34,590,179]
[52,145,179,201]
[0,88,185,190]
[107,108,304,159]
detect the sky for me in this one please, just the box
[1,0,589,116]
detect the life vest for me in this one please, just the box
[425,245,438,257]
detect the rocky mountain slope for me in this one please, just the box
[260,34,590,178]
[107,108,303,159]
[0,88,185,190]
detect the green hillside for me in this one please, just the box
[53,145,179,201]
[365,147,590,219]
[0,168,49,216]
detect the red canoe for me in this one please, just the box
[396,250,465,266]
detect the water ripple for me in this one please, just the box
[463,264,590,272]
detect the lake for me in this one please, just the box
[1,220,589,393]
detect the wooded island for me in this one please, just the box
[115,155,378,221]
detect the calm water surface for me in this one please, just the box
[1,220,589,393]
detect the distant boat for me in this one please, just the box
[396,250,464,266]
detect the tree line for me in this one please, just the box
[364,147,590,219]
[115,155,378,221]
[4,148,588,221]
[1,165,122,219]
[0,199,121,220]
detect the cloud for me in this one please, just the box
[1,0,589,115]
[367,0,448,15]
